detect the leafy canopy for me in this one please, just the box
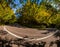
[0,0,16,24]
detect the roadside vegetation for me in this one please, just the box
[0,0,60,29]
[0,0,16,25]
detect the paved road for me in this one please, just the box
[4,25,59,41]
[0,25,59,47]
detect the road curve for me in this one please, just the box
[4,26,58,41]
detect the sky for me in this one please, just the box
[10,0,60,16]
[11,0,42,13]
[11,0,22,13]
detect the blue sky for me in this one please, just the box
[11,0,22,13]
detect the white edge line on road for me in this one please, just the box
[4,26,58,41]
[4,26,23,39]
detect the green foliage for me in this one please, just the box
[17,3,37,24]
[16,0,60,29]
[0,0,16,24]
[49,12,60,28]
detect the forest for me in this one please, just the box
[0,0,60,29]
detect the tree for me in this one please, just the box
[17,2,53,27]
[16,0,59,28]
[34,3,58,28]
[49,12,60,28]
[17,2,38,25]
[0,0,16,24]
